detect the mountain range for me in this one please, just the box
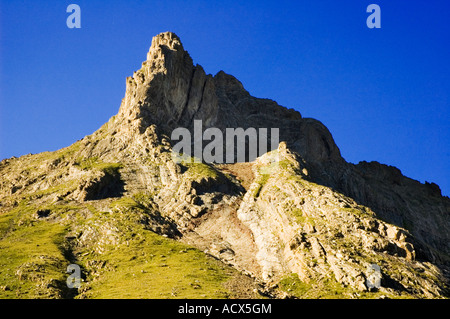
[0,32,449,299]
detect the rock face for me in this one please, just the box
[0,31,449,299]
[117,32,341,164]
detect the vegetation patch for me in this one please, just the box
[74,157,122,175]
[75,205,243,299]
[184,162,221,181]
[0,210,70,298]
[252,173,271,198]
[278,273,356,299]
[78,231,239,299]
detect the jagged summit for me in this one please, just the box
[147,31,184,55]
[116,32,341,165]
[0,32,449,299]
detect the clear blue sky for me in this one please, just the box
[1,0,449,196]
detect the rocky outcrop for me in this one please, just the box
[235,143,447,297]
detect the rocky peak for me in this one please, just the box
[117,32,196,129]
[115,32,342,165]
[147,31,184,57]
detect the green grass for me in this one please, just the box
[278,273,313,297]
[24,180,78,201]
[132,192,156,206]
[340,206,375,218]
[24,141,82,168]
[79,231,237,299]
[0,206,70,298]
[55,142,81,161]
[278,270,409,299]
[110,197,143,211]
[184,162,220,181]
[73,198,243,299]
[277,159,292,171]
[175,154,223,181]
[74,157,122,175]
[291,207,303,218]
[258,173,270,186]
[0,210,15,238]
[253,184,263,198]
[252,173,271,198]
[278,273,354,299]
[0,201,84,298]
[51,198,240,299]
[0,198,244,299]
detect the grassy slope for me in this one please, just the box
[77,197,247,299]
[0,203,69,298]
[0,147,258,299]
[0,197,252,299]
[80,231,236,299]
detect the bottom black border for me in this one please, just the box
[0,298,447,317]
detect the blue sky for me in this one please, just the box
[1,0,449,196]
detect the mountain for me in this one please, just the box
[0,31,449,299]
